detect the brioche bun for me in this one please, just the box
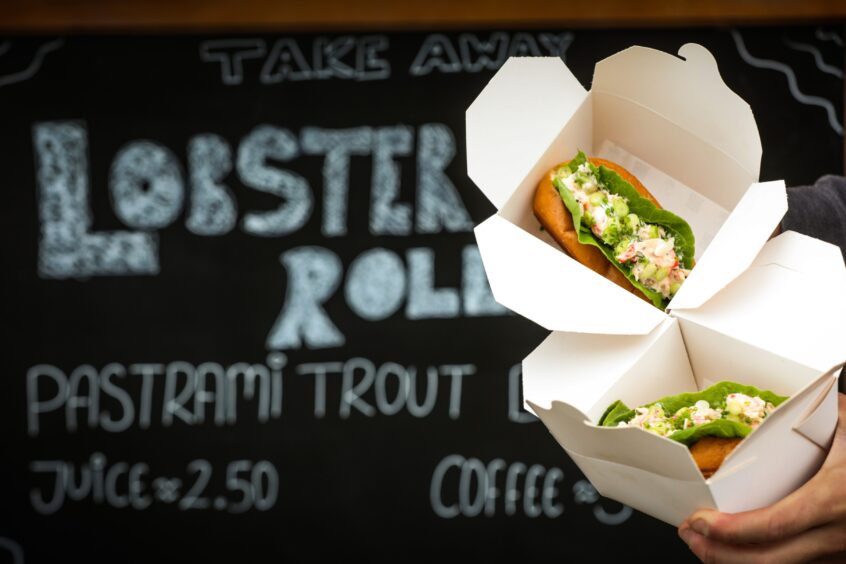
[690,436,743,478]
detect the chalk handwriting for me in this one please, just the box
[32,121,506,350]
[297,359,473,419]
[201,33,578,82]
[406,247,460,319]
[267,247,345,349]
[430,456,633,524]
[27,353,285,437]
[344,248,406,321]
[237,124,313,236]
[33,121,159,278]
[462,245,508,316]
[200,35,390,84]
[109,140,184,229]
[370,125,413,235]
[508,364,537,424]
[430,455,564,518]
[199,39,266,85]
[266,244,506,350]
[33,120,474,278]
[33,122,506,350]
[30,454,278,515]
[301,127,371,237]
[27,354,483,434]
[410,32,574,76]
[187,134,238,235]
[415,124,473,234]
[572,479,633,525]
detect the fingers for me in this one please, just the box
[683,395,846,545]
[679,521,846,564]
[683,468,838,545]
[676,393,846,561]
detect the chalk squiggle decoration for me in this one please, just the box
[815,28,844,47]
[0,537,23,564]
[731,29,843,136]
[783,38,843,79]
[0,38,64,89]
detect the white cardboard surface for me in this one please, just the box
[592,43,761,208]
[794,375,839,449]
[674,231,846,371]
[597,140,729,259]
[498,96,593,232]
[669,180,787,311]
[466,57,587,210]
[475,214,665,334]
[523,318,693,420]
[567,448,715,526]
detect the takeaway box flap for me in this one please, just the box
[521,318,691,420]
[475,214,665,334]
[668,180,787,311]
[673,231,846,372]
[707,367,840,517]
[523,318,705,482]
[466,57,587,210]
[754,227,845,274]
[793,373,839,450]
[566,447,716,526]
[591,43,762,210]
[708,362,841,478]
[528,399,706,484]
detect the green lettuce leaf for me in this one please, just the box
[598,400,635,427]
[551,151,697,309]
[667,419,752,446]
[597,165,695,269]
[645,381,788,415]
[598,381,789,446]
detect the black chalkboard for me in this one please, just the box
[1,25,843,564]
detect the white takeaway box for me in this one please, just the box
[466,44,846,525]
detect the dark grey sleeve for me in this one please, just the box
[781,175,846,393]
[781,175,846,262]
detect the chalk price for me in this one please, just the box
[30,453,279,515]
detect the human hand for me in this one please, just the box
[678,392,846,563]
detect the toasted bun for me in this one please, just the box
[532,157,660,302]
[689,436,742,478]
